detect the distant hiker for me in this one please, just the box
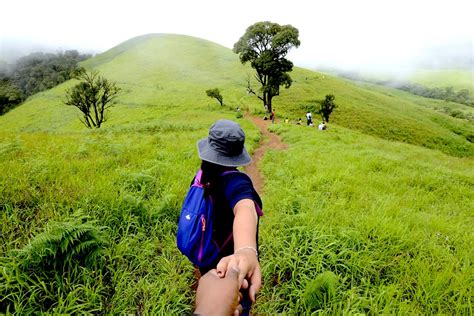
[306,111,313,126]
[318,121,327,130]
[297,118,302,125]
[285,117,289,124]
[271,108,276,124]
[195,268,241,315]
[178,119,263,315]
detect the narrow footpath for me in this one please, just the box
[244,115,287,194]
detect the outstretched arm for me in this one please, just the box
[216,199,261,302]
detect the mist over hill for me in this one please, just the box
[0,38,98,64]
[416,40,473,70]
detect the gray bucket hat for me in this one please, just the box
[197,119,252,167]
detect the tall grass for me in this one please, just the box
[254,124,473,314]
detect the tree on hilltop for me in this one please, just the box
[206,88,224,106]
[233,21,300,114]
[65,70,120,128]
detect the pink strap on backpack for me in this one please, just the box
[193,169,204,187]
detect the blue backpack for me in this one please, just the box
[176,169,236,267]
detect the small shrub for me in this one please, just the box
[449,109,464,119]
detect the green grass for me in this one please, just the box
[272,70,473,158]
[0,34,472,314]
[358,81,474,122]
[256,124,473,314]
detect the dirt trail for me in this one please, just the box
[244,115,287,194]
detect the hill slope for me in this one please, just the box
[1,34,472,157]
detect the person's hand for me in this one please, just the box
[216,250,262,302]
[195,268,242,316]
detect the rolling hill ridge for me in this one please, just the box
[1,33,472,157]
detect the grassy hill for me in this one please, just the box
[408,68,473,92]
[2,34,472,158]
[0,34,472,314]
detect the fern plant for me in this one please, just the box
[15,218,108,274]
[1,216,108,312]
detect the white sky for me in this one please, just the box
[1,0,473,72]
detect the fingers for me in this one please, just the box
[216,256,231,277]
[237,267,247,288]
[241,279,249,290]
[248,265,262,303]
[233,304,243,316]
[226,266,240,280]
[217,255,249,287]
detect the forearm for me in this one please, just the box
[216,199,261,302]
[233,199,258,251]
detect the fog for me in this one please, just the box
[1,0,472,77]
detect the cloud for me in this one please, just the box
[1,0,472,72]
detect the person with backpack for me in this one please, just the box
[177,119,263,315]
[306,111,313,126]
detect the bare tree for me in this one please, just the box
[65,70,120,128]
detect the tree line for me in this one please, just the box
[0,50,91,115]
[393,83,472,106]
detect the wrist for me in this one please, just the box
[235,246,258,257]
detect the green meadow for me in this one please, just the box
[1,34,473,314]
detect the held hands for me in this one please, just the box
[216,248,262,302]
[195,268,242,316]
